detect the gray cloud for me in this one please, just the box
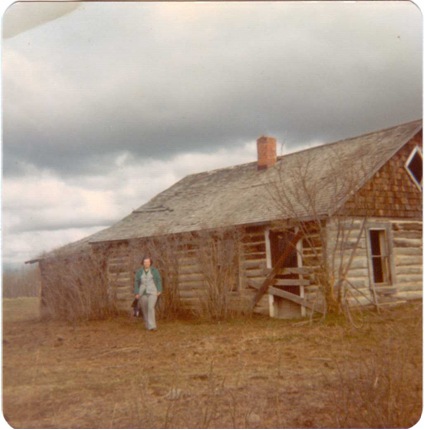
[3,2,422,177]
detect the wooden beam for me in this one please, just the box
[274,279,310,287]
[269,286,324,314]
[247,281,261,290]
[280,267,312,276]
[252,231,304,307]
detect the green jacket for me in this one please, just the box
[134,267,163,295]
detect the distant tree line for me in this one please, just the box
[3,266,40,298]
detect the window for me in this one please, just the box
[405,147,423,190]
[368,229,391,285]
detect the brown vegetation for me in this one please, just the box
[39,251,118,321]
[2,266,40,298]
[3,297,422,428]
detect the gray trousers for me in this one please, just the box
[140,294,158,330]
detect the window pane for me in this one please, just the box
[370,230,381,256]
[407,149,423,187]
[369,229,390,284]
[372,256,384,283]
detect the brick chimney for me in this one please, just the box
[256,136,277,170]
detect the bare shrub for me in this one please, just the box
[3,265,40,298]
[39,249,117,322]
[267,146,378,323]
[194,228,249,321]
[328,338,422,428]
[127,230,252,322]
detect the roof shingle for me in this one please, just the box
[89,119,422,243]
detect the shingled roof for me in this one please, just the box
[89,119,422,244]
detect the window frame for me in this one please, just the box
[366,223,396,288]
[405,146,423,191]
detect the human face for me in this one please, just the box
[143,258,151,269]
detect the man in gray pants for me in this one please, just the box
[134,257,163,331]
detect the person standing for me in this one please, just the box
[134,257,162,331]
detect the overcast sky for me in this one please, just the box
[2,1,422,268]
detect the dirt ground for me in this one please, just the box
[2,297,422,429]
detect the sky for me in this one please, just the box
[1,0,423,269]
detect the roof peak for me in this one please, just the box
[186,119,423,179]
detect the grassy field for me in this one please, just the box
[2,297,422,428]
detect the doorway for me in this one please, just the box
[269,230,302,318]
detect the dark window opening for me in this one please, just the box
[369,229,390,285]
[406,148,423,189]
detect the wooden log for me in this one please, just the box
[179,280,204,289]
[245,268,270,278]
[395,255,422,266]
[273,279,311,287]
[374,286,398,296]
[242,259,267,269]
[111,278,131,285]
[393,238,422,248]
[396,291,422,300]
[178,273,204,282]
[268,286,324,314]
[396,282,424,292]
[279,267,312,276]
[178,290,204,299]
[247,281,261,290]
[115,290,133,301]
[393,221,422,231]
[345,279,369,289]
[178,265,202,275]
[396,274,423,284]
[393,247,423,256]
[395,266,422,275]
[345,294,374,307]
[345,268,369,278]
[392,230,423,240]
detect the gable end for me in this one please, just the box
[342,132,423,219]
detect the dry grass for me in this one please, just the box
[3,297,422,428]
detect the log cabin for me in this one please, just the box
[30,120,422,319]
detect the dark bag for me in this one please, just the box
[131,298,140,317]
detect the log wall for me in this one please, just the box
[325,218,374,307]
[101,229,268,316]
[392,221,423,301]
[176,243,205,311]
[103,242,132,306]
[324,217,423,308]
[104,215,422,317]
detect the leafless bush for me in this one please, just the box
[3,266,40,298]
[39,249,117,322]
[194,228,249,321]
[127,230,252,322]
[267,146,377,323]
[328,340,422,428]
